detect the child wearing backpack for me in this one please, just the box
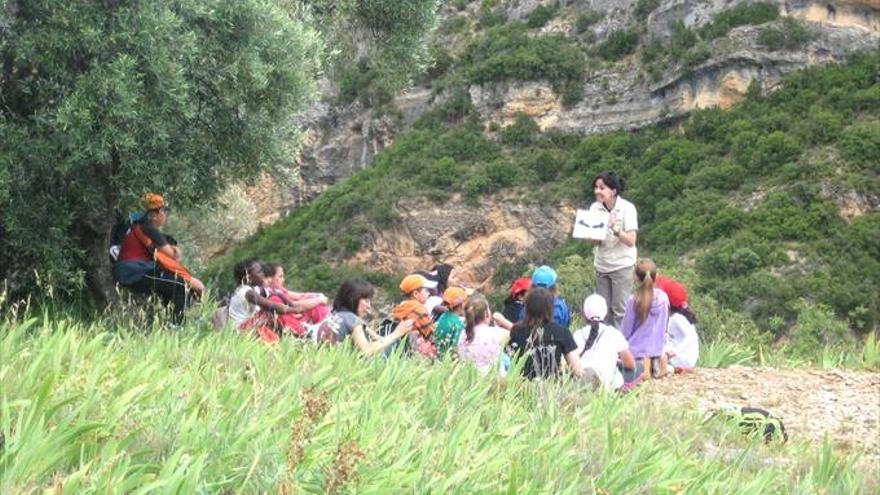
[620,259,669,381]
[392,274,439,359]
[262,262,331,337]
[656,277,699,372]
[458,294,510,376]
[433,287,468,355]
[573,294,635,391]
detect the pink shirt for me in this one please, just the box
[457,323,508,375]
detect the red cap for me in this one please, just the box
[509,277,532,298]
[657,276,688,309]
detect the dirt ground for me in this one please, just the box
[641,366,880,455]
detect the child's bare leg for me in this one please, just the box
[655,354,668,379]
[638,357,651,381]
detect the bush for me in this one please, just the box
[757,18,815,51]
[750,131,801,172]
[698,234,781,278]
[526,4,556,29]
[441,15,469,35]
[463,23,585,86]
[500,113,540,147]
[634,0,661,21]
[478,3,507,29]
[839,122,880,172]
[700,1,779,40]
[597,29,639,61]
[575,9,602,33]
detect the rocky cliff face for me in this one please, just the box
[290,0,879,207]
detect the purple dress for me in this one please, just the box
[620,288,669,358]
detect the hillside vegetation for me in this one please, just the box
[210,50,879,358]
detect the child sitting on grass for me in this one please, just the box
[433,287,468,355]
[262,262,331,337]
[458,294,511,376]
[573,294,635,391]
[392,274,439,359]
[227,260,297,343]
[656,277,699,373]
[319,277,414,356]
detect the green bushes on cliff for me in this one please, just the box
[212,52,880,337]
[462,22,585,87]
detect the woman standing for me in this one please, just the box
[587,171,638,329]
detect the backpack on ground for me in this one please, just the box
[709,406,788,443]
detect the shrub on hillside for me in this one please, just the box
[463,22,585,86]
[526,4,557,29]
[840,122,880,172]
[757,18,815,51]
[575,9,602,33]
[700,1,779,40]
[500,114,540,147]
[748,189,839,242]
[597,29,639,61]
[634,0,661,21]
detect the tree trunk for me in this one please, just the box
[83,210,119,306]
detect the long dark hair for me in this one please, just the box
[433,263,454,293]
[579,320,601,357]
[523,287,554,343]
[672,306,698,324]
[262,262,282,278]
[333,278,374,314]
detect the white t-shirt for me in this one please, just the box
[589,197,638,273]
[228,284,260,329]
[573,323,629,390]
[666,313,699,368]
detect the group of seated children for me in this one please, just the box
[222,258,698,392]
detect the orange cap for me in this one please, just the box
[442,286,468,307]
[141,193,165,211]
[399,274,437,294]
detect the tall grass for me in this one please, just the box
[1,314,875,493]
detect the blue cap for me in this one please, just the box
[531,265,557,288]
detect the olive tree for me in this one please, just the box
[0,0,437,302]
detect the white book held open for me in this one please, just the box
[572,209,610,241]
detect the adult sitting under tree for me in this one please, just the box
[112,193,205,324]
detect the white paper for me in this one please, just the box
[572,209,610,240]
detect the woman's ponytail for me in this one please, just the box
[464,295,489,343]
[580,320,600,357]
[635,259,658,324]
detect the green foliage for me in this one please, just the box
[500,113,541,147]
[477,2,508,29]
[2,317,876,492]
[633,0,661,21]
[839,122,880,172]
[441,14,470,35]
[597,29,639,61]
[462,22,585,86]
[575,9,602,33]
[700,1,779,40]
[0,0,325,297]
[329,0,440,108]
[526,4,557,29]
[757,18,816,51]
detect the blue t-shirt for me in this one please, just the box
[517,296,571,330]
